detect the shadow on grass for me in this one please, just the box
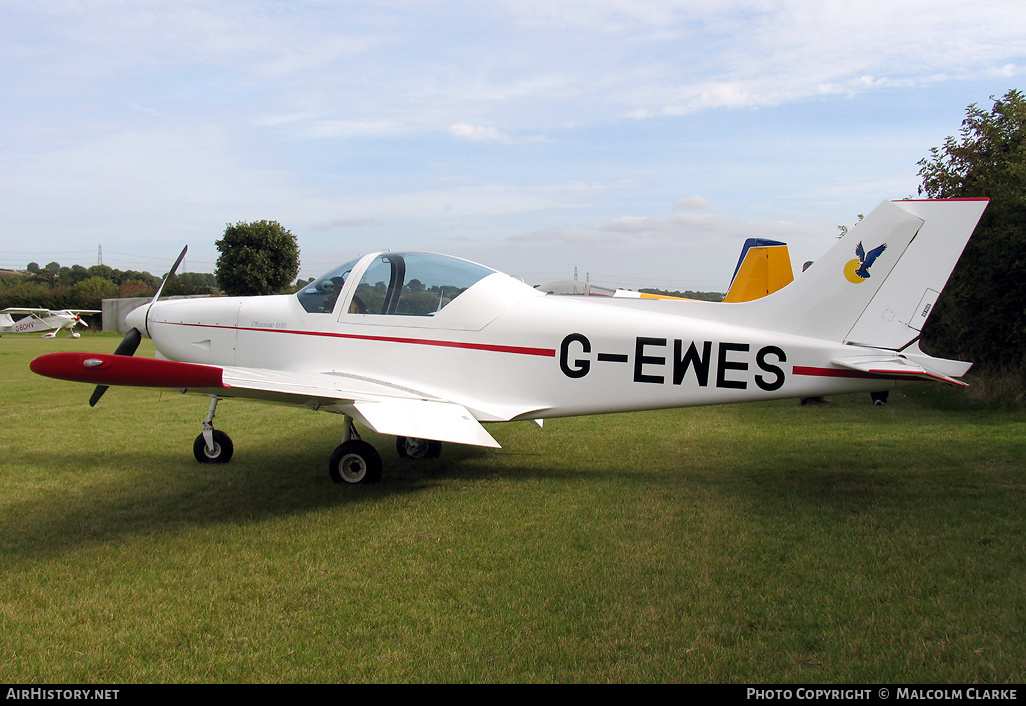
[0,422,570,560]
[5,397,1021,561]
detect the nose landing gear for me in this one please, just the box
[193,397,234,464]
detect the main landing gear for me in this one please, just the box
[396,436,442,459]
[189,401,442,485]
[326,417,445,484]
[328,416,382,485]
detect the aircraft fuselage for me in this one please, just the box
[139,283,897,424]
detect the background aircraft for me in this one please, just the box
[1,308,100,338]
[30,199,988,485]
[539,236,794,302]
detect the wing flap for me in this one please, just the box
[351,399,500,448]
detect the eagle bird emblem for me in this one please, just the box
[844,241,887,283]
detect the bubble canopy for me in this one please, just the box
[297,252,497,316]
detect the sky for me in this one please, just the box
[2,1,1025,292]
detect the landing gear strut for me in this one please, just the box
[186,403,437,483]
[193,397,234,464]
[328,415,382,485]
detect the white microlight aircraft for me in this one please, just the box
[31,199,987,485]
[1,308,100,338]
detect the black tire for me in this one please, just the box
[396,436,442,459]
[193,430,234,464]
[329,440,382,484]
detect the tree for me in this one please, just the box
[165,272,218,296]
[215,220,300,296]
[72,276,117,310]
[917,89,1026,373]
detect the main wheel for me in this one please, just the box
[329,440,382,485]
[193,429,234,464]
[395,436,442,459]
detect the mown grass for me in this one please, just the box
[1,333,1024,683]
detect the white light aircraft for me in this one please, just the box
[30,199,988,485]
[2,308,100,338]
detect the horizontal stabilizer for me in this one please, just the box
[831,353,968,387]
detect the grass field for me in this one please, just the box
[1,333,1024,683]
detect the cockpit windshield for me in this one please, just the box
[297,257,361,313]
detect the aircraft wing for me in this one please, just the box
[30,352,501,448]
[1,308,100,314]
[219,366,501,447]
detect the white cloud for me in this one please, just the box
[312,219,386,232]
[449,124,517,144]
[673,196,710,211]
[605,1,1026,117]
[449,123,551,144]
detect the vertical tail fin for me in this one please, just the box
[742,199,987,350]
[842,199,988,349]
[722,238,795,302]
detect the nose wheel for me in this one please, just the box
[193,397,234,464]
[194,429,234,463]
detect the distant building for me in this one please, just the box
[537,281,617,296]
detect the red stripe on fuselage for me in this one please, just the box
[165,322,557,357]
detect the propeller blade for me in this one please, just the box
[89,245,184,407]
[89,327,143,407]
[152,245,188,303]
[114,326,142,357]
[88,384,109,408]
